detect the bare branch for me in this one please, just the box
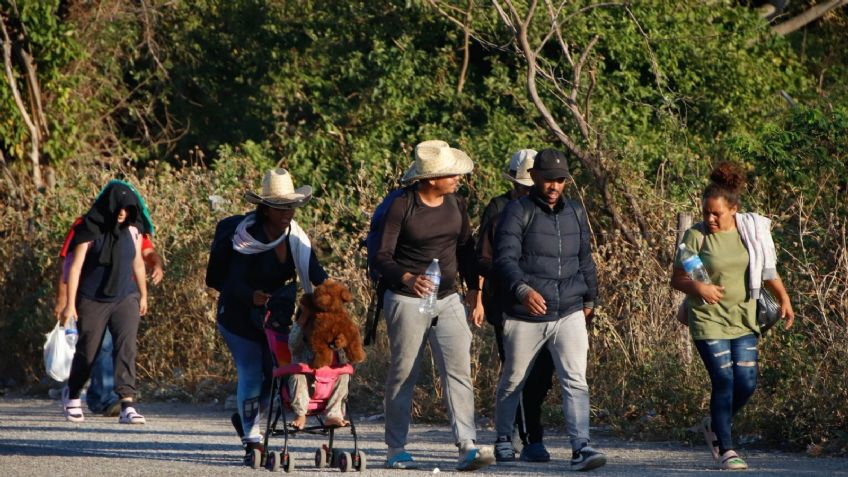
[570,35,599,102]
[139,0,169,79]
[509,0,586,160]
[490,0,515,32]
[1,16,41,190]
[457,0,474,94]
[426,0,502,49]
[772,0,848,36]
[562,2,626,23]
[544,0,574,66]
[624,6,666,95]
[19,49,47,137]
[583,67,596,132]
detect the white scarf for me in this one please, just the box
[231,213,314,293]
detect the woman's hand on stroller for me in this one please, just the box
[252,290,271,307]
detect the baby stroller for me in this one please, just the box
[252,328,366,473]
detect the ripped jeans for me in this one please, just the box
[694,334,758,452]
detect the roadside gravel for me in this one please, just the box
[1,397,846,476]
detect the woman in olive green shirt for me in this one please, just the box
[671,162,794,470]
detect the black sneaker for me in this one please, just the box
[520,442,551,462]
[494,440,515,462]
[570,446,606,471]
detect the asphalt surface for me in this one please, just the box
[1,397,847,476]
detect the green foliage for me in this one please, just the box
[0,0,84,163]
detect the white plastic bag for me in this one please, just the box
[44,322,75,381]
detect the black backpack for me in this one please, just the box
[205,214,245,291]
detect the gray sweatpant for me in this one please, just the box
[383,290,477,450]
[495,310,591,451]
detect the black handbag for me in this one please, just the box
[756,288,781,334]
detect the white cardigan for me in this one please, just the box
[735,212,778,299]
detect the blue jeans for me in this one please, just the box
[694,334,759,452]
[218,324,272,444]
[86,329,119,413]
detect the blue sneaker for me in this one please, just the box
[385,451,419,469]
[520,442,551,462]
[456,447,495,472]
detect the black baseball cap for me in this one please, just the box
[529,148,570,180]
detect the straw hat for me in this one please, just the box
[503,149,536,187]
[401,140,474,184]
[244,168,312,209]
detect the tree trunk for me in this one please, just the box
[1,17,42,190]
[772,0,848,36]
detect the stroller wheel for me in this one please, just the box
[267,451,280,472]
[355,451,367,472]
[250,448,262,470]
[283,452,295,473]
[315,447,328,468]
[331,448,342,467]
[338,451,353,473]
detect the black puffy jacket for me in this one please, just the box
[494,194,598,322]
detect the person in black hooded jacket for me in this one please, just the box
[61,181,150,425]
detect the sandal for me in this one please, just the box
[119,406,146,424]
[63,399,85,423]
[720,450,748,470]
[701,417,720,460]
[62,387,84,423]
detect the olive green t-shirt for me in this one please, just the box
[675,226,758,340]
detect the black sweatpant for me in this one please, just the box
[67,294,141,399]
[494,322,555,445]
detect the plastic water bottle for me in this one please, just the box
[64,319,79,348]
[677,243,711,284]
[418,259,441,317]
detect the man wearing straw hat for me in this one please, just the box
[476,150,556,463]
[493,148,606,471]
[374,140,494,471]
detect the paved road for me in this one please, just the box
[1,397,847,476]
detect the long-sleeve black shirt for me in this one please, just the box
[374,189,478,298]
[217,221,328,342]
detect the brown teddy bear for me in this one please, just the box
[299,279,366,369]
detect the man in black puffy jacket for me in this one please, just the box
[492,148,607,472]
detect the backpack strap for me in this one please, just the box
[364,187,417,346]
[518,197,536,238]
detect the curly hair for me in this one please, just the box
[703,161,746,207]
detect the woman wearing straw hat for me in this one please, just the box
[374,140,494,471]
[214,168,328,465]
